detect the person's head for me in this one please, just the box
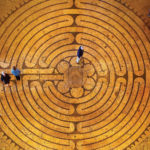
[13,66,16,70]
[2,71,5,76]
[80,46,83,50]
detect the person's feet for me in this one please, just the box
[76,57,80,63]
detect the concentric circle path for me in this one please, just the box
[0,0,150,149]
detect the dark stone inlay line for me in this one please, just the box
[81,1,149,70]
[0,0,69,54]
[8,83,71,144]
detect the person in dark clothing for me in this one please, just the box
[1,72,11,85]
[76,46,84,63]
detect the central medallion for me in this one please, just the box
[64,66,87,88]
[56,57,97,98]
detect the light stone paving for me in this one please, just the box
[0,0,150,149]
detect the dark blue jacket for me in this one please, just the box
[1,74,11,84]
[77,46,83,58]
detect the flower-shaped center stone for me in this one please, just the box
[56,58,96,98]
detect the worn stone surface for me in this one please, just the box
[0,0,149,149]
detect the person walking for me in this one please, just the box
[76,46,84,63]
[1,72,11,85]
[11,66,21,80]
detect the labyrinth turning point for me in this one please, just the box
[0,0,150,149]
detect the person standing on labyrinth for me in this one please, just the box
[1,71,11,85]
[11,66,21,80]
[76,46,84,64]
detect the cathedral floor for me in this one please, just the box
[0,0,150,149]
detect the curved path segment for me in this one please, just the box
[0,0,150,149]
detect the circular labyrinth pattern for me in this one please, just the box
[0,0,150,149]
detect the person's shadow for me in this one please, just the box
[79,57,84,68]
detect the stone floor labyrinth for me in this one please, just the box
[0,0,150,149]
